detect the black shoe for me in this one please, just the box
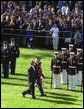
[22,92,25,97]
[32,96,36,99]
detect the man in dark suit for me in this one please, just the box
[1,41,10,78]
[22,61,37,99]
[9,38,20,74]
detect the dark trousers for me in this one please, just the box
[2,61,9,78]
[22,83,35,98]
[10,59,16,74]
[37,78,44,95]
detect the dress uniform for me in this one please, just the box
[67,52,77,91]
[1,41,10,78]
[22,61,37,99]
[9,38,20,74]
[60,48,68,84]
[76,48,83,85]
[51,52,61,88]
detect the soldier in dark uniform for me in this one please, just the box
[34,57,46,96]
[22,61,37,99]
[51,52,61,88]
[1,41,10,78]
[67,52,77,91]
[76,48,83,86]
[9,38,20,74]
[60,48,68,84]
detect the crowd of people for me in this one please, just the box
[1,1,83,49]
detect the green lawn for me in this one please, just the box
[1,48,83,108]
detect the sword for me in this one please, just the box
[51,72,53,89]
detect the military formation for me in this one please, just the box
[51,44,83,91]
[1,38,20,78]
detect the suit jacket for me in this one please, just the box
[28,66,37,84]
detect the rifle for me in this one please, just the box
[51,72,53,89]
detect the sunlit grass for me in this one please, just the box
[1,48,83,108]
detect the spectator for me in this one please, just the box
[50,24,59,50]
[61,3,69,15]
[26,24,33,48]
[73,29,82,48]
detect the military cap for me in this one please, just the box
[61,48,67,51]
[70,52,75,55]
[69,44,74,47]
[77,48,82,52]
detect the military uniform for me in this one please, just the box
[60,48,68,84]
[1,41,10,78]
[67,52,77,90]
[76,49,83,86]
[9,38,20,74]
[51,52,61,88]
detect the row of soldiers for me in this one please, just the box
[1,38,20,78]
[51,44,83,91]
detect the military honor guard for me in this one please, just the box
[1,41,10,78]
[51,52,61,88]
[67,52,77,91]
[9,38,20,74]
[76,48,83,86]
[60,48,68,84]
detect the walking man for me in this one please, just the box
[22,60,37,99]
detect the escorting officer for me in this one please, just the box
[51,52,61,88]
[76,48,83,86]
[67,52,77,91]
[1,41,10,78]
[9,38,20,74]
[22,61,37,99]
[60,48,68,84]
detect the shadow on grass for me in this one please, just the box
[21,51,52,59]
[1,81,28,87]
[36,98,80,105]
[45,95,77,101]
[45,76,51,79]
[45,91,78,97]
[5,77,27,81]
[15,73,28,77]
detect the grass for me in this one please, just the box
[1,48,83,108]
